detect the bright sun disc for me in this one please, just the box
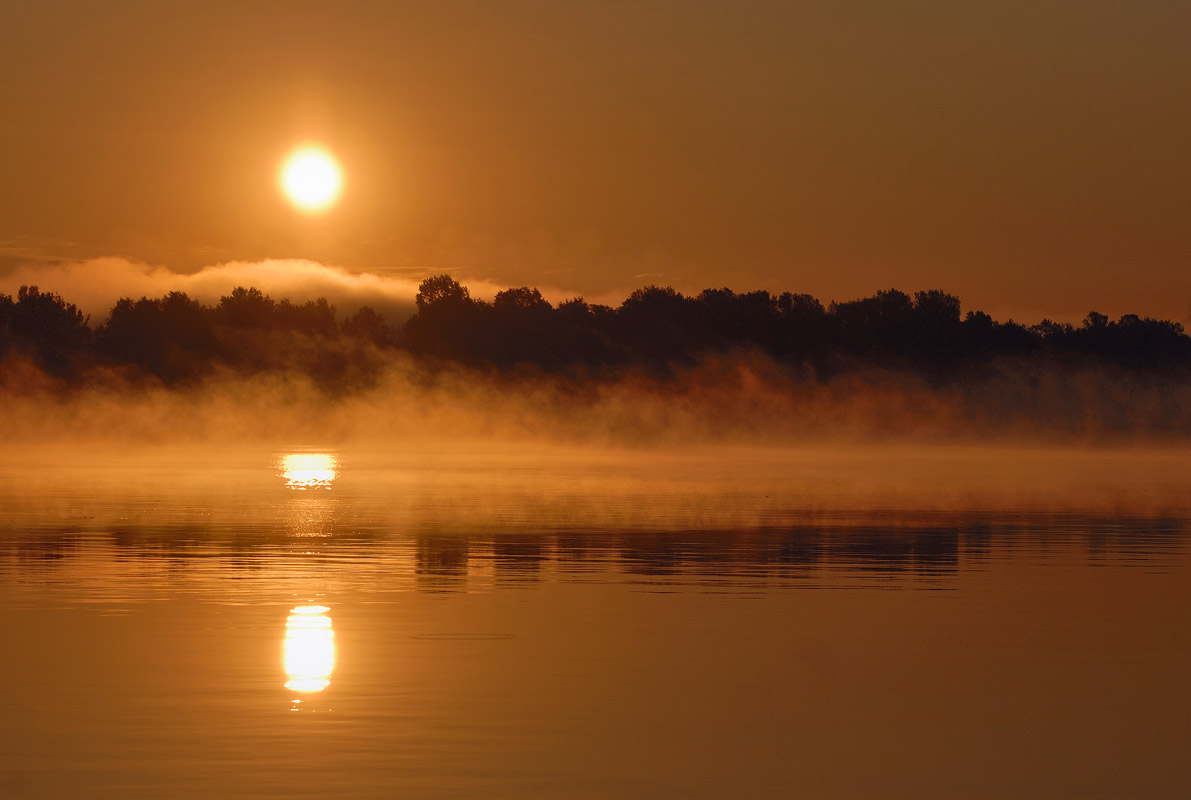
[280,147,343,212]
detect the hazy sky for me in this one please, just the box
[2,0,1188,321]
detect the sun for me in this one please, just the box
[279,146,343,213]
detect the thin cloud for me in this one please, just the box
[0,258,535,322]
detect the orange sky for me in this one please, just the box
[1,1,1188,323]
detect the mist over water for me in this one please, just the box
[3,355,1189,449]
[1,445,1189,798]
[3,270,1189,447]
[3,274,1191,799]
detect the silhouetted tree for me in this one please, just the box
[275,298,338,336]
[493,286,549,312]
[910,290,963,370]
[3,277,1190,390]
[776,292,829,363]
[342,306,398,346]
[615,285,699,367]
[1110,315,1189,368]
[0,292,14,359]
[98,291,218,382]
[216,286,275,328]
[415,274,470,310]
[695,288,781,351]
[554,297,616,366]
[2,285,91,377]
[404,275,484,360]
[830,289,916,361]
[487,287,557,366]
[1041,311,1191,369]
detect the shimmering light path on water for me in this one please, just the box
[0,446,1188,798]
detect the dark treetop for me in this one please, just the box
[2,277,1188,389]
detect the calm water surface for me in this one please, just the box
[1,445,1189,799]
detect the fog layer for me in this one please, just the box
[2,277,1188,446]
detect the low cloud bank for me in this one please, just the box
[1,257,516,323]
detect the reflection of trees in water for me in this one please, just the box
[0,521,393,585]
[0,526,88,563]
[3,514,1187,591]
[418,517,1189,587]
[415,534,469,576]
[491,535,545,584]
[579,527,962,580]
[413,534,470,593]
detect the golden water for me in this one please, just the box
[1,445,1188,798]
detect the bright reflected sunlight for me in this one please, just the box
[284,605,335,694]
[280,452,339,490]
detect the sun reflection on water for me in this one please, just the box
[280,453,338,490]
[284,605,335,693]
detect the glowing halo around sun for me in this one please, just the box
[279,146,343,213]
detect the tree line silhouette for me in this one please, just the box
[1,276,1188,387]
